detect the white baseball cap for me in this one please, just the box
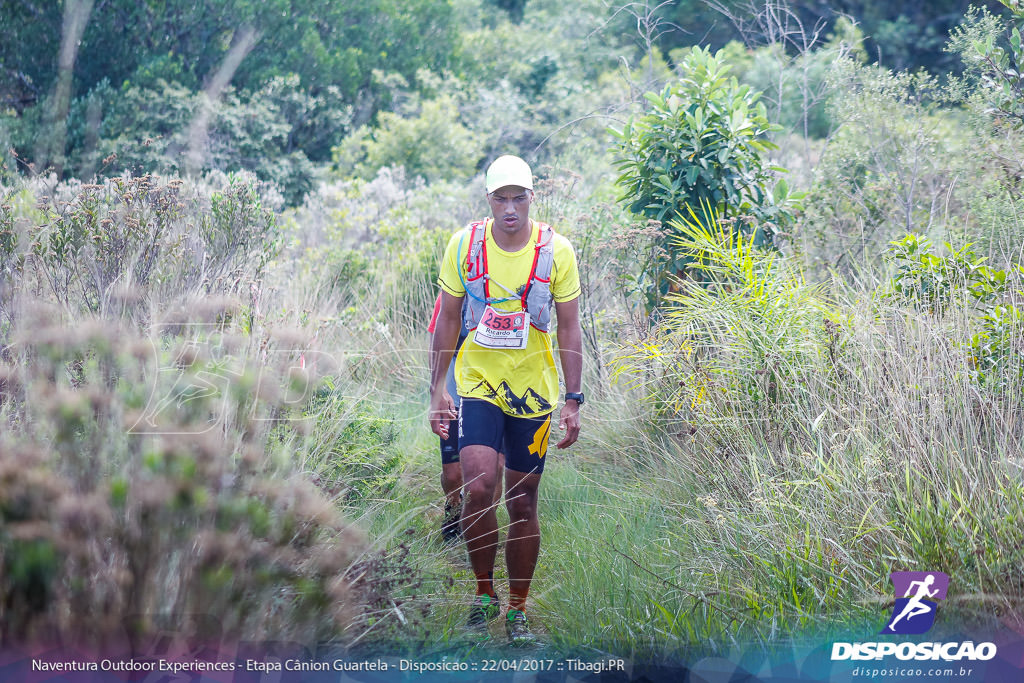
[485,155,533,193]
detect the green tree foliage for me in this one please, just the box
[802,58,962,272]
[712,17,866,142]
[657,0,747,52]
[613,47,801,233]
[453,0,629,171]
[58,77,325,205]
[943,3,1024,260]
[0,0,457,199]
[611,47,802,313]
[949,1,1024,130]
[486,0,529,23]
[822,0,1007,73]
[3,0,455,116]
[334,93,481,183]
[656,0,1006,74]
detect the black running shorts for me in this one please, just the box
[458,398,552,474]
[440,419,460,464]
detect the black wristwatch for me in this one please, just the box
[564,392,585,406]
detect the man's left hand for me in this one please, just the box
[556,400,581,449]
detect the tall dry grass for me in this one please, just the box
[573,208,1024,655]
[0,171,435,651]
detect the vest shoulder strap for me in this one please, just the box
[464,220,487,278]
[534,222,555,280]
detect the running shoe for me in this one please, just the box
[441,501,461,545]
[466,593,501,628]
[505,608,536,646]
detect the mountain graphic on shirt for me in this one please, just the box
[470,379,552,415]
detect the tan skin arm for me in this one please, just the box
[554,296,583,449]
[429,290,464,439]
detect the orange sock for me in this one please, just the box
[475,571,494,597]
[509,588,528,612]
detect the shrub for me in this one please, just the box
[0,310,368,647]
[19,172,279,318]
[948,2,1024,131]
[886,233,1011,312]
[333,93,482,184]
[611,47,802,313]
[0,173,425,649]
[611,205,834,445]
[612,47,789,225]
[802,60,965,275]
[969,303,1024,389]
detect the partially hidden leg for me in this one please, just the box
[441,461,463,506]
[439,419,463,543]
[440,417,464,505]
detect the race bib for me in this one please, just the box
[473,306,530,349]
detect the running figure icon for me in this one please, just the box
[886,574,939,632]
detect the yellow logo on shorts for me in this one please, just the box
[529,416,551,459]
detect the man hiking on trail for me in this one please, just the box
[429,154,583,645]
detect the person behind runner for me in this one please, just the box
[428,155,583,645]
[427,295,505,544]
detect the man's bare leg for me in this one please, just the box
[504,468,541,613]
[445,457,502,508]
[441,462,462,507]
[460,445,501,597]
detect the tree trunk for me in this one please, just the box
[36,0,95,177]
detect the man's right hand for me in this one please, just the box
[429,390,457,438]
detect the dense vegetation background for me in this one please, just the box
[1,0,1023,662]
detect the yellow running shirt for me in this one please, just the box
[437,219,581,417]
